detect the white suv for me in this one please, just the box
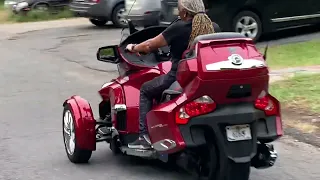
[125,0,161,27]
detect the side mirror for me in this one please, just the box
[96,45,119,63]
[127,19,138,34]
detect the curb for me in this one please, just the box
[0,18,90,40]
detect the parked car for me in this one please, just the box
[124,0,161,27]
[69,0,127,28]
[4,0,18,8]
[12,0,70,14]
[159,0,320,41]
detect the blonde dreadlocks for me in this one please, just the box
[179,0,215,47]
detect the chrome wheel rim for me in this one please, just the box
[63,110,75,155]
[117,8,127,25]
[235,16,258,39]
[34,5,48,12]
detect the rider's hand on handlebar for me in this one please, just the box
[126,44,136,52]
[126,44,141,56]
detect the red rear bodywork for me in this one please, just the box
[147,38,282,153]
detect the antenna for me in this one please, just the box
[263,43,269,60]
[120,0,137,42]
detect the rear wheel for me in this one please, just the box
[198,143,219,180]
[111,4,127,28]
[197,142,250,180]
[33,3,49,12]
[225,161,250,180]
[232,11,262,42]
[89,18,107,27]
[63,105,92,163]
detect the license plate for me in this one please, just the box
[173,7,178,15]
[226,124,252,142]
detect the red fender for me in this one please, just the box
[63,95,96,151]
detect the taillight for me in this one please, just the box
[91,0,100,3]
[255,91,283,136]
[254,91,278,116]
[175,95,216,124]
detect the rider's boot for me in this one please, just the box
[128,134,152,149]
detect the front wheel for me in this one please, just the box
[63,105,92,163]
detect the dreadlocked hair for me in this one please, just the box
[180,0,215,47]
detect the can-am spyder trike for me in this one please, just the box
[62,20,283,180]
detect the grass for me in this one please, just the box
[0,5,74,23]
[270,73,320,113]
[0,3,9,23]
[262,40,320,69]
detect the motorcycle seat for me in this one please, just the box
[160,81,183,102]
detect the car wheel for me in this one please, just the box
[33,3,49,12]
[111,4,127,28]
[89,19,107,27]
[232,11,262,42]
[62,105,92,163]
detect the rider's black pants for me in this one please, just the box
[139,71,176,135]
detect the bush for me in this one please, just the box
[1,4,74,23]
[8,8,74,22]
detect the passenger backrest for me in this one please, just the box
[190,32,246,48]
[212,22,221,33]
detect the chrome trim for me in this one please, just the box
[70,5,90,9]
[112,104,127,112]
[120,147,157,158]
[206,59,266,71]
[101,82,113,89]
[70,8,87,12]
[152,139,176,151]
[271,13,320,23]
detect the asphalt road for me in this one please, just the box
[0,24,320,180]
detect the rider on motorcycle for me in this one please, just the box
[126,0,215,149]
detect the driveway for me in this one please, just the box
[0,22,319,180]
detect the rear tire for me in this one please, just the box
[33,3,49,12]
[111,4,127,28]
[198,143,219,180]
[63,105,92,163]
[225,161,250,180]
[89,19,107,27]
[232,11,262,42]
[198,141,250,180]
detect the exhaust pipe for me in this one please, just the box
[251,143,278,169]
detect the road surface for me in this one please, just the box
[0,25,319,180]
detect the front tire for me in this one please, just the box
[89,18,107,27]
[232,11,262,42]
[63,105,92,163]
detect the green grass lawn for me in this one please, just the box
[270,73,320,113]
[262,40,320,69]
[0,4,74,23]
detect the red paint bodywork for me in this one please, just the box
[64,36,283,153]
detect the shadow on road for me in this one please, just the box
[77,23,119,31]
[259,24,320,43]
